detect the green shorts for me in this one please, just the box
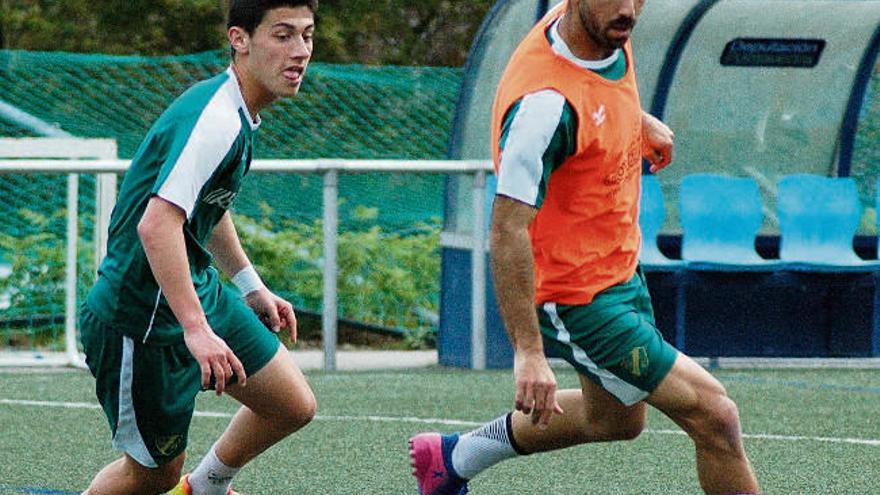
[538,269,678,406]
[79,284,280,467]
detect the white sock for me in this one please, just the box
[188,446,241,495]
[451,413,524,479]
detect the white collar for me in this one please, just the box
[226,66,261,130]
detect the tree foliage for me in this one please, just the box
[234,205,440,336]
[0,207,96,346]
[0,0,226,56]
[315,0,494,66]
[0,0,495,66]
[0,204,439,348]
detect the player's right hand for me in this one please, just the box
[513,350,564,429]
[183,325,247,395]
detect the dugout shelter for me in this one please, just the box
[441,0,880,368]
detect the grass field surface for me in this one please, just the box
[1,366,879,494]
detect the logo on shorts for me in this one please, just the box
[203,188,237,209]
[621,346,649,377]
[154,434,183,456]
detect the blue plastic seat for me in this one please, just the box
[778,174,878,271]
[639,175,683,269]
[680,174,777,270]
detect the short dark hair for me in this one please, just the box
[227,0,318,35]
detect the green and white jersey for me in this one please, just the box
[496,16,627,209]
[86,67,260,344]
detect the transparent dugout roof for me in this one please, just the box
[446,0,880,237]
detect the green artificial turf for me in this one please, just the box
[1,367,878,494]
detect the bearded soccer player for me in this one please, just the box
[79,1,318,494]
[409,1,761,494]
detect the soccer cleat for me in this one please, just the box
[409,432,469,495]
[167,474,242,495]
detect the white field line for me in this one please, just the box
[2,398,879,447]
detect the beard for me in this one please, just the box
[577,3,636,50]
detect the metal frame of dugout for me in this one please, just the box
[441,0,880,368]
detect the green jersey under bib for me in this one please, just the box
[87,67,260,344]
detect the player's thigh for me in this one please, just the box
[226,345,315,422]
[645,353,728,425]
[209,287,314,418]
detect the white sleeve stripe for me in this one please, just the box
[157,80,242,220]
[496,90,567,206]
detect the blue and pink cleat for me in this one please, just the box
[409,433,469,495]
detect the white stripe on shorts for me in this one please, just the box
[112,336,158,467]
[543,302,649,406]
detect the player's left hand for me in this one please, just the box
[245,288,298,343]
[642,112,674,173]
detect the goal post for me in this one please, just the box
[0,138,119,367]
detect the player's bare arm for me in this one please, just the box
[138,197,247,394]
[642,111,675,173]
[207,212,298,342]
[206,211,252,276]
[490,196,564,427]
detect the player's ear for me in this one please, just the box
[228,26,250,56]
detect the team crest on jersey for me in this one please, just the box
[591,104,606,127]
[203,188,237,209]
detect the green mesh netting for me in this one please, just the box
[0,49,460,158]
[0,49,462,229]
[0,119,36,137]
[0,49,464,349]
[0,174,96,350]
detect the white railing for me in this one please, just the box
[0,138,118,368]
[0,139,494,370]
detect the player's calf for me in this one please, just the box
[83,453,185,495]
[153,465,187,494]
[137,453,186,493]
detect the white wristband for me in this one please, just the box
[232,265,265,295]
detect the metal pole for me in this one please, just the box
[322,170,338,371]
[65,174,81,367]
[95,174,117,270]
[471,171,487,370]
[0,99,72,138]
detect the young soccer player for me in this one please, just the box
[410,1,762,494]
[79,1,319,494]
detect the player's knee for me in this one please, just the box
[296,391,318,427]
[614,420,645,441]
[692,394,743,452]
[278,389,317,431]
